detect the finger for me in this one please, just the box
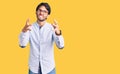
[27,24,32,27]
[53,19,58,25]
[27,28,31,31]
[25,24,32,29]
[52,23,56,28]
[52,23,55,26]
[26,19,30,25]
[27,26,31,31]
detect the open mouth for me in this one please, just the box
[39,15,43,18]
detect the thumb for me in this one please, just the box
[26,18,30,26]
[54,19,58,25]
[27,24,32,31]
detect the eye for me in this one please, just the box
[38,9,48,14]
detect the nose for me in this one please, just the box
[40,11,44,15]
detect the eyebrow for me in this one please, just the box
[38,8,47,11]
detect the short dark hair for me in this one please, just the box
[36,2,51,15]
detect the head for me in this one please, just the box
[36,2,51,22]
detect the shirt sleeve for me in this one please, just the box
[52,30,64,49]
[19,31,30,48]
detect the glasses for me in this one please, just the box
[38,9,48,14]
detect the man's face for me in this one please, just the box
[36,6,49,22]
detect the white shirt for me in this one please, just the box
[19,22,64,74]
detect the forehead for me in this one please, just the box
[38,6,47,10]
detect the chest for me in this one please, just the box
[30,27,53,44]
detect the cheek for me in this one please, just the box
[44,15,48,18]
[43,15,47,18]
[36,13,39,16]
[36,12,41,15]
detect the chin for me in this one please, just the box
[38,18,47,21]
[38,19,45,22]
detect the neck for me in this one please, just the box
[37,20,46,27]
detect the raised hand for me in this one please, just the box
[52,19,61,35]
[22,19,32,32]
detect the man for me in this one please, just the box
[19,2,64,74]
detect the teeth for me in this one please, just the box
[40,16,42,18]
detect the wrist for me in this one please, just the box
[55,30,62,36]
[22,29,27,33]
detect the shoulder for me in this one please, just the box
[45,22,54,29]
[31,22,37,27]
